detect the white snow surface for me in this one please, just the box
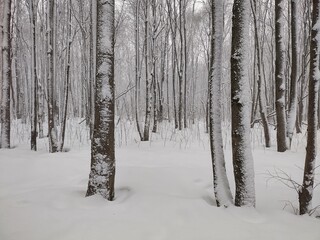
[0,123,320,240]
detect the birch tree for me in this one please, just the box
[86,0,116,200]
[230,0,255,207]
[299,0,319,215]
[1,0,12,149]
[209,0,233,207]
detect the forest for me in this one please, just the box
[0,0,320,239]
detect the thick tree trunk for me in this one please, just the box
[299,0,319,215]
[1,0,11,149]
[86,0,115,200]
[231,0,255,207]
[275,0,287,152]
[209,0,233,207]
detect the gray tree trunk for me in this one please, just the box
[287,0,298,147]
[47,0,59,153]
[60,0,72,152]
[0,0,3,109]
[275,0,287,152]
[1,0,12,149]
[29,0,38,151]
[86,0,115,200]
[209,0,233,207]
[143,1,151,141]
[231,0,255,207]
[134,0,143,140]
[299,0,319,215]
[251,0,270,148]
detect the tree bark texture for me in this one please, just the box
[275,0,287,152]
[299,0,319,215]
[86,0,115,200]
[47,0,59,153]
[287,0,298,147]
[231,0,255,207]
[209,0,233,207]
[30,0,38,151]
[1,0,12,149]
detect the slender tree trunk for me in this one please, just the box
[286,0,298,147]
[47,0,59,153]
[209,0,233,207]
[60,0,72,152]
[275,0,287,152]
[90,0,97,139]
[151,0,157,133]
[251,0,270,148]
[86,0,115,200]
[166,0,178,129]
[135,0,143,140]
[183,0,187,129]
[1,0,12,149]
[231,0,255,207]
[0,0,3,110]
[299,0,319,215]
[178,0,183,130]
[143,1,151,141]
[30,0,38,151]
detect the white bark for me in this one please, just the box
[209,0,233,207]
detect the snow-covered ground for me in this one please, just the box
[0,121,319,240]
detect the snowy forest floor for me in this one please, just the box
[0,120,320,240]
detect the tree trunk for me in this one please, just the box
[86,0,115,201]
[209,0,233,207]
[60,0,72,152]
[0,0,3,110]
[299,0,319,215]
[30,0,38,151]
[231,0,255,207]
[178,0,183,130]
[47,0,59,153]
[183,0,187,129]
[151,0,157,133]
[166,0,178,129]
[286,0,298,147]
[1,0,12,149]
[275,0,287,152]
[135,0,143,140]
[143,1,151,141]
[251,0,270,148]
